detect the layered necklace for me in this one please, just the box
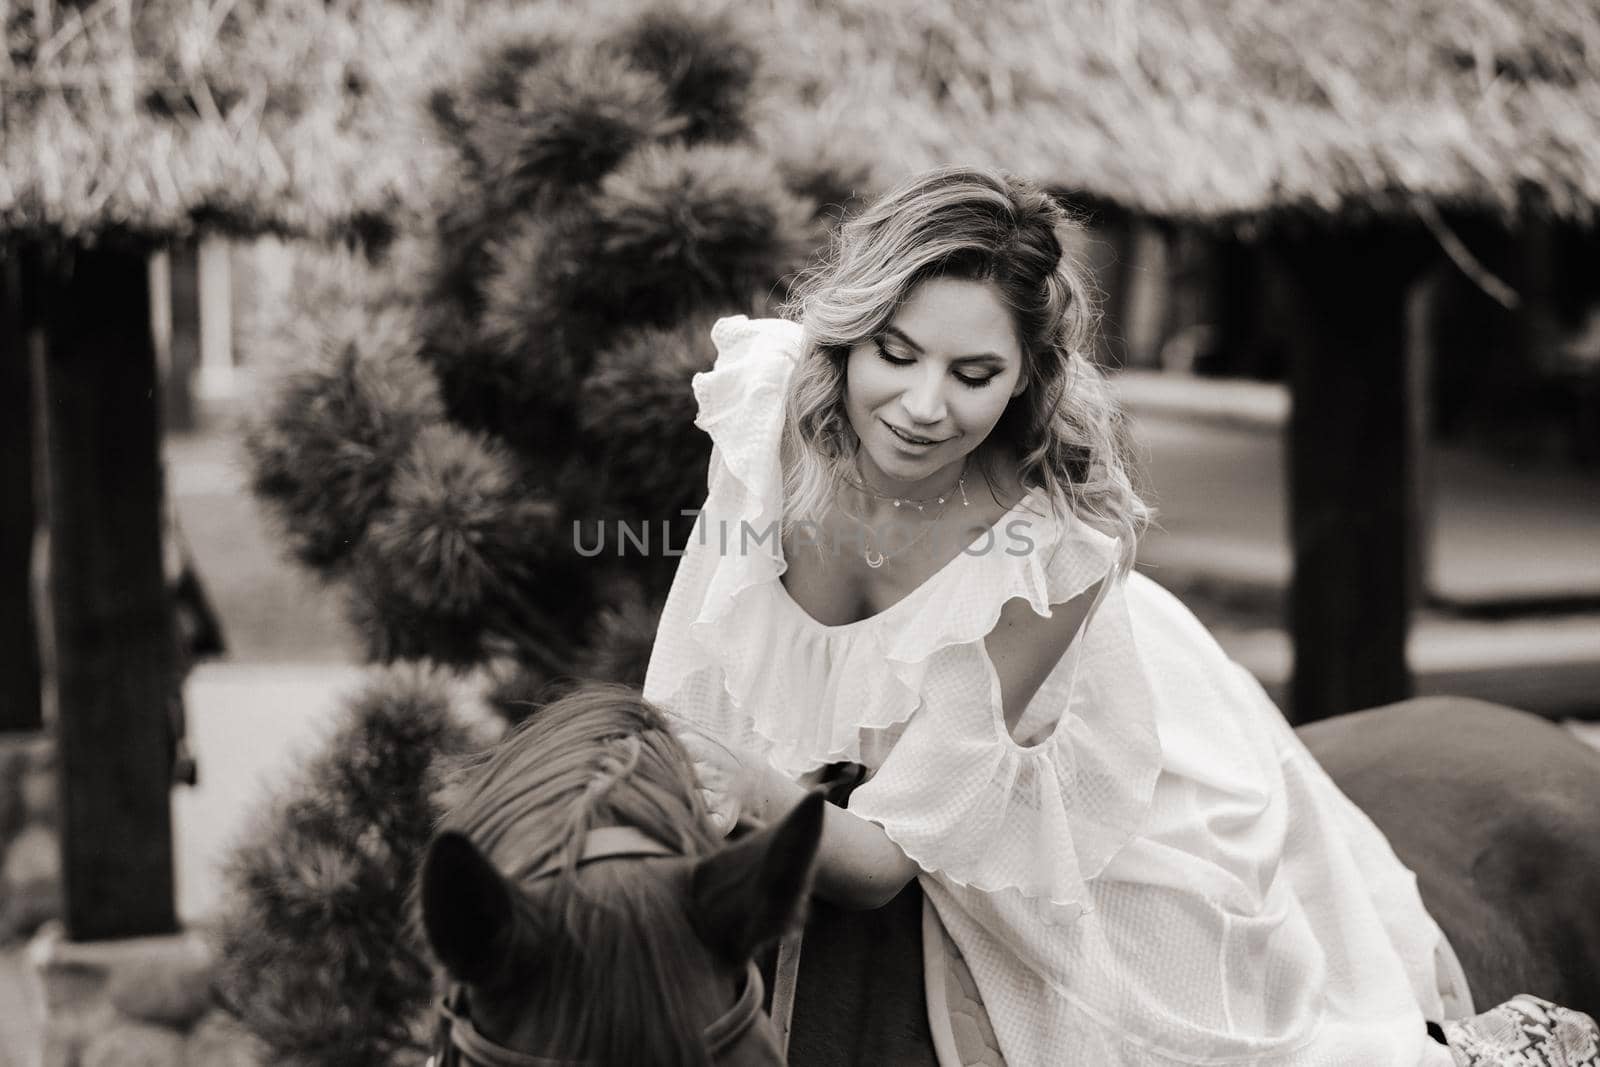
[839,457,970,569]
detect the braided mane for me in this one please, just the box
[433,683,725,1066]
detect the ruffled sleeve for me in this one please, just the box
[689,315,799,531]
[846,530,1162,918]
[641,315,800,751]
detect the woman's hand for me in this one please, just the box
[678,731,918,907]
[678,730,803,836]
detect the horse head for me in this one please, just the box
[418,683,823,1066]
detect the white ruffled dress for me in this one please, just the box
[643,316,1468,1066]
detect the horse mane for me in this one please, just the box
[428,683,725,1067]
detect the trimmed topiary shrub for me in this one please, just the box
[246,4,869,690]
[214,668,484,1067]
[223,7,879,1063]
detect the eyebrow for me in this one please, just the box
[883,326,1007,365]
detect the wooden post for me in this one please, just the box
[161,241,200,433]
[1,244,43,733]
[1214,237,1279,379]
[199,235,234,395]
[1403,267,1445,606]
[1120,221,1171,370]
[1268,228,1428,723]
[38,241,177,940]
[1160,225,1220,373]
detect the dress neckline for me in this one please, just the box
[774,486,1047,634]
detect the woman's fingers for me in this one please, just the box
[679,730,734,770]
[681,731,745,836]
[701,786,740,836]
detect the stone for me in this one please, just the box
[39,999,117,1067]
[0,875,63,943]
[81,1019,188,1067]
[186,1010,273,1067]
[1,831,64,941]
[28,924,109,1015]
[108,947,215,1028]
[28,925,212,1022]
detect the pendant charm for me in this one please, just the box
[864,547,885,569]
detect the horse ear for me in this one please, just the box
[691,791,825,963]
[421,830,522,985]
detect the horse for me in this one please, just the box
[417,682,826,1066]
[783,697,1600,1065]
[1301,698,1600,1013]
[420,691,1600,1065]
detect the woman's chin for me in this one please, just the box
[866,440,958,485]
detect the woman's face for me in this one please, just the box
[844,277,1027,493]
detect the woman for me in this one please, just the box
[640,166,1580,1065]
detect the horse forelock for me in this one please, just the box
[431,685,729,1067]
[519,864,727,1067]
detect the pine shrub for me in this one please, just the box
[577,313,721,550]
[602,7,759,145]
[247,0,873,694]
[214,669,485,1067]
[247,308,444,571]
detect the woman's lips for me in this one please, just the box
[884,422,948,447]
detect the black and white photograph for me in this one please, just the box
[2,1,1598,1064]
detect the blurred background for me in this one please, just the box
[2,1,1597,1065]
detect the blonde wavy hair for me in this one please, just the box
[778,165,1150,571]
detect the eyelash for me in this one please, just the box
[873,339,996,389]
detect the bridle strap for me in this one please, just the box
[526,826,678,881]
[433,962,766,1067]
[702,961,765,1059]
[436,988,568,1067]
[769,929,804,1058]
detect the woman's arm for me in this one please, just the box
[985,581,1102,737]
[746,569,1098,910]
[684,581,1103,909]
[681,729,920,909]
[751,771,921,910]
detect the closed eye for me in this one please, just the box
[873,338,997,389]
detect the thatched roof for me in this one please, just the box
[755,0,1600,226]
[6,0,1595,241]
[0,0,462,242]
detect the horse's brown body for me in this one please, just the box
[785,697,1600,1065]
[1301,697,1600,1014]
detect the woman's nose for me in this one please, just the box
[900,370,948,425]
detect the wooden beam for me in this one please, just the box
[1269,229,1429,723]
[0,245,43,733]
[38,241,177,939]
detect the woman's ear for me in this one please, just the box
[421,831,523,986]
